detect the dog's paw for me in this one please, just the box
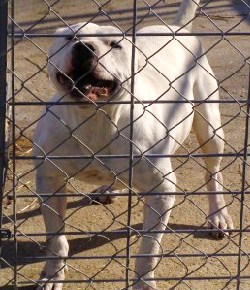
[36,264,67,290]
[133,280,157,290]
[36,278,63,290]
[91,185,118,204]
[207,207,234,239]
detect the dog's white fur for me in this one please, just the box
[33,1,234,289]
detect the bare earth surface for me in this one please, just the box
[1,1,250,289]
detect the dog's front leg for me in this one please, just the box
[205,171,234,238]
[133,176,176,290]
[193,101,234,237]
[36,169,68,290]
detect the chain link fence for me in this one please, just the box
[1,0,250,289]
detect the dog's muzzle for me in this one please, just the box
[56,42,119,101]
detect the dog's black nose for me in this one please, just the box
[72,42,96,68]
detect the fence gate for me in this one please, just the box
[1,0,250,289]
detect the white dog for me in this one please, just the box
[33,0,234,289]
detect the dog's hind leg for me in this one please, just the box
[36,167,69,290]
[192,65,234,238]
[133,168,176,290]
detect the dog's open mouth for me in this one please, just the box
[57,72,119,102]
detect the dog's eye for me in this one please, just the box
[110,41,122,49]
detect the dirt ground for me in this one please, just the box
[1,0,250,289]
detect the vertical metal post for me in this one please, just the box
[0,0,8,251]
[10,0,17,287]
[236,70,250,290]
[125,0,137,288]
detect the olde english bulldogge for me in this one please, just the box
[33,0,234,289]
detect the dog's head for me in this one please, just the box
[48,22,136,103]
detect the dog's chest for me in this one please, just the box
[54,107,128,179]
[68,108,119,154]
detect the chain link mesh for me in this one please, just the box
[1,0,250,289]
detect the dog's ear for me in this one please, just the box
[47,27,69,82]
[135,48,147,73]
[55,27,67,34]
[54,26,77,39]
[53,27,73,40]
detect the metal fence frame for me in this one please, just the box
[1,0,250,289]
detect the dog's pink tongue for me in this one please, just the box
[83,85,109,101]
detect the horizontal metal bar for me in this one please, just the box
[9,32,250,38]
[11,152,246,160]
[10,190,246,198]
[9,99,248,106]
[17,275,250,285]
[16,228,250,238]
[20,251,250,261]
